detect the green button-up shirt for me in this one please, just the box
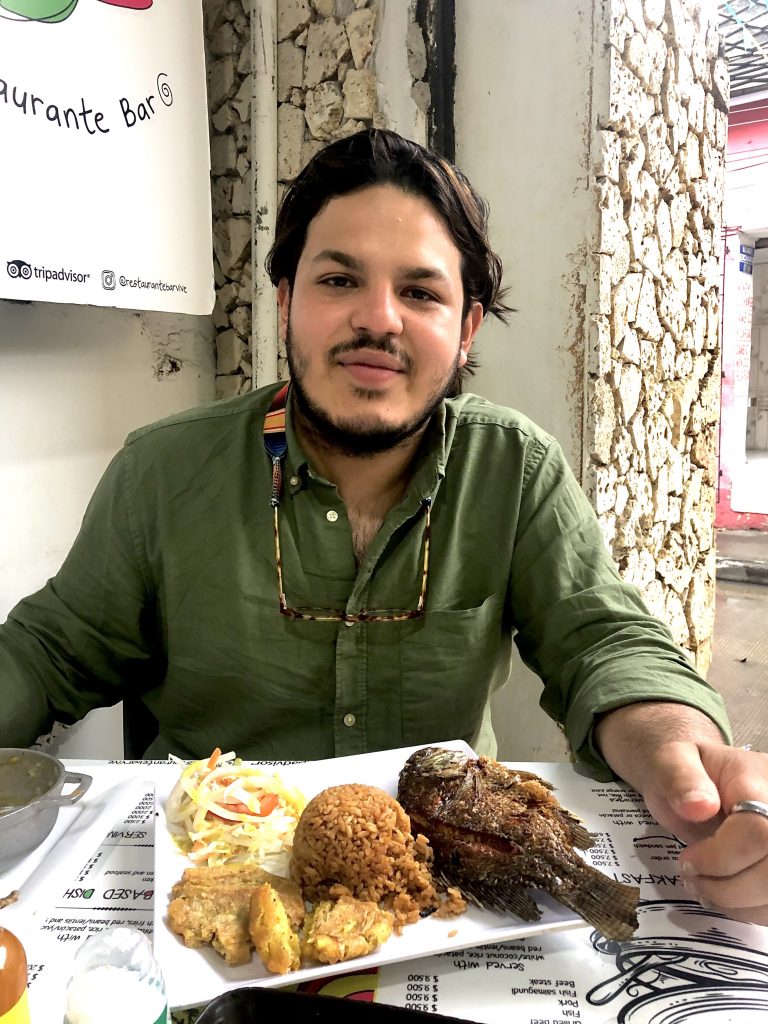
[0,384,730,776]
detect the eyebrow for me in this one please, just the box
[312,249,451,284]
[312,249,363,270]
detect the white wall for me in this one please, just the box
[0,300,215,758]
[375,0,428,145]
[454,1,601,762]
[454,0,600,475]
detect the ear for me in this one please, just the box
[458,301,484,368]
[277,279,291,342]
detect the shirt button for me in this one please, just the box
[344,619,355,628]
[289,475,300,486]
[326,510,339,522]
[343,713,356,727]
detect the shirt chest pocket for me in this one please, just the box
[395,590,505,745]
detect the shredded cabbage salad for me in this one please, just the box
[165,748,306,866]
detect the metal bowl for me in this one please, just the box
[0,748,92,871]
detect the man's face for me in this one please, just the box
[277,184,483,453]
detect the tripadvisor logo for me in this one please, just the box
[6,259,90,284]
[6,258,31,280]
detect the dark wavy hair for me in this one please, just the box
[266,128,512,386]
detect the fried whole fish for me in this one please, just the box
[397,746,639,942]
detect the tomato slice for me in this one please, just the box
[203,795,279,822]
[204,801,249,823]
[259,793,279,816]
[220,801,251,814]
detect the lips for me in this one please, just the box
[336,350,405,373]
[336,349,406,387]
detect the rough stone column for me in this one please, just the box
[586,0,728,673]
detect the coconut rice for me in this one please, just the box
[290,783,459,930]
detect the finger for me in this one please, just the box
[679,811,768,919]
[680,805,768,878]
[646,742,721,823]
[699,746,768,810]
[642,795,720,846]
[681,854,768,911]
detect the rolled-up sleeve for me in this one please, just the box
[508,436,732,780]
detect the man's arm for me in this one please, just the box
[596,700,768,925]
[507,434,731,777]
[0,628,55,746]
[0,447,158,747]
[595,700,726,826]
[506,435,768,925]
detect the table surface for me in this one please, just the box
[2,756,768,1024]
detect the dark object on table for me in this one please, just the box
[196,987,474,1024]
[0,748,91,871]
[397,746,640,942]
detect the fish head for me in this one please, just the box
[402,746,470,780]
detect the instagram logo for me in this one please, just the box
[101,269,116,290]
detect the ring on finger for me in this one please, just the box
[730,800,768,820]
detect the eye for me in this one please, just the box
[404,286,438,302]
[320,274,355,289]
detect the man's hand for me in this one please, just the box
[595,702,768,925]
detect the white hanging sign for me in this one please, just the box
[0,0,214,314]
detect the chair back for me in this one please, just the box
[122,697,159,759]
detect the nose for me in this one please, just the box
[349,281,403,336]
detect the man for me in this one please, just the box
[1,130,766,924]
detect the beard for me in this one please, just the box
[285,318,464,458]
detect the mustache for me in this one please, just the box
[327,334,413,372]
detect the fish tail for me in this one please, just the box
[563,815,595,851]
[558,864,639,942]
[439,872,543,921]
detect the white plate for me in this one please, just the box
[153,740,588,1010]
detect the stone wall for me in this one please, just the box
[204,0,254,400]
[587,0,728,672]
[274,0,380,379]
[204,0,383,395]
[204,0,433,391]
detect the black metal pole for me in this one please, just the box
[415,0,456,160]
